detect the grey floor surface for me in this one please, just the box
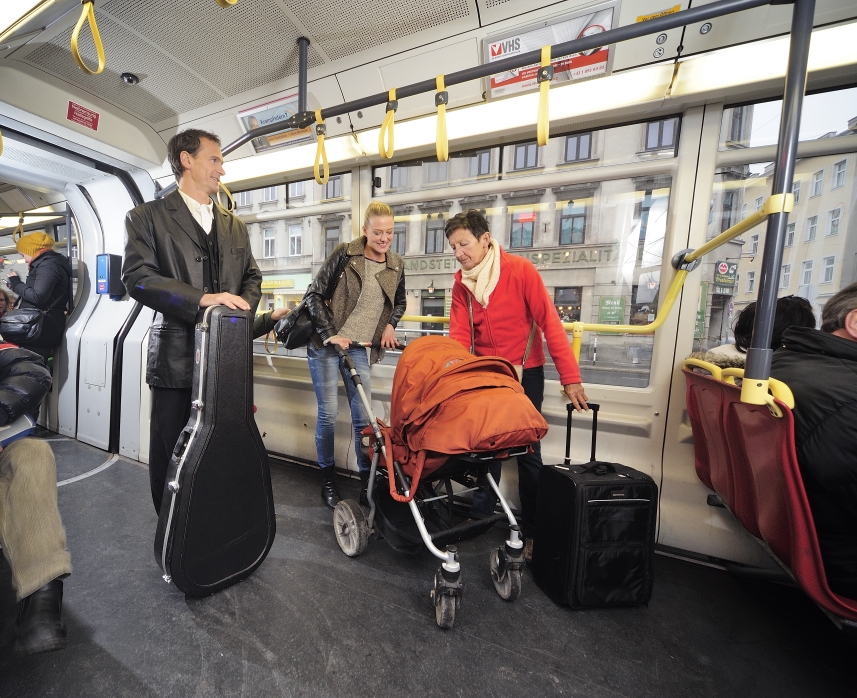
[0,433,855,697]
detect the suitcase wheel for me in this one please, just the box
[333,499,369,557]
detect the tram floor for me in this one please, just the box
[0,433,855,698]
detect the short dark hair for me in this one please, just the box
[733,295,816,352]
[444,209,490,239]
[821,281,857,333]
[167,129,221,180]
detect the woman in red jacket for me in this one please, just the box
[446,209,588,559]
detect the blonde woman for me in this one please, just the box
[305,201,406,509]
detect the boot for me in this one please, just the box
[15,578,67,655]
[321,468,340,510]
[359,470,371,507]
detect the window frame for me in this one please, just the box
[785,222,795,247]
[801,259,814,286]
[780,263,791,289]
[746,270,756,294]
[262,185,278,203]
[749,234,759,255]
[392,223,407,255]
[324,176,342,200]
[510,210,535,248]
[425,219,446,254]
[792,180,801,204]
[833,160,846,189]
[644,117,678,151]
[827,207,841,236]
[564,133,592,163]
[288,224,302,257]
[559,202,586,245]
[262,227,276,259]
[513,142,538,171]
[324,225,341,258]
[235,190,253,208]
[469,150,491,177]
[288,181,304,198]
[811,170,823,197]
[822,255,836,284]
[806,215,818,242]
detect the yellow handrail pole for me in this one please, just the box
[313,109,329,185]
[214,0,239,6]
[536,45,553,147]
[435,76,449,162]
[378,88,397,159]
[71,1,105,76]
[571,322,583,362]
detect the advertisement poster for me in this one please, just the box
[598,295,625,335]
[483,4,615,99]
[714,261,738,286]
[237,93,314,154]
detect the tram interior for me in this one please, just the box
[1,0,857,694]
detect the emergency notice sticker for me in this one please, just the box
[483,4,615,99]
[67,101,99,131]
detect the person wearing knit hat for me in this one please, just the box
[5,230,72,361]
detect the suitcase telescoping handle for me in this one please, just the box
[564,402,600,465]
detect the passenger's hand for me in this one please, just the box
[563,383,589,412]
[6,271,18,279]
[327,335,351,350]
[270,307,288,322]
[380,324,399,349]
[199,292,250,310]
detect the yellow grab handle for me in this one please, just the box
[13,213,24,241]
[435,76,449,162]
[378,89,397,159]
[218,181,235,212]
[215,0,239,6]
[264,330,278,354]
[314,109,329,185]
[71,1,105,76]
[682,358,723,382]
[537,45,553,147]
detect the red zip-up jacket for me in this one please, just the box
[449,246,582,385]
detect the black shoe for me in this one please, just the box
[359,471,371,507]
[15,579,67,655]
[321,480,340,510]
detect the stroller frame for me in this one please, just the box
[331,346,526,629]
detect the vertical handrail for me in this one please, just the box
[742,0,816,406]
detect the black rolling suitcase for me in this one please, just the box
[532,403,657,608]
[154,306,276,597]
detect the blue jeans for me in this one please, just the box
[307,343,372,472]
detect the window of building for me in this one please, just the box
[324,226,340,257]
[721,191,737,233]
[554,287,582,322]
[288,181,304,198]
[806,215,818,242]
[390,165,408,188]
[559,201,585,245]
[564,133,591,162]
[262,186,278,203]
[514,142,538,170]
[749,234,759,255]
[392,223,406,255]
[425,217,446,254]
[780,264,791,288]
[801,259,813,286]
[793,180,801,204]
[729,107,747,143]
[645,117,678,151]
[746,270,756,294]
[421,294,446,332]
[822,256,835,284]
[741,203,747,220]
[811,170,823,197]
[469,150,491,177]
[236,190,252,207]
[828,207,841,236]
[324,176,342,199]
[510,210,535,248]
[263,227,275,258]
[785,223,795,247]
[288,224,301,256]
[424,161,448,183]
[833,160,846,189]
[755,196,764,211]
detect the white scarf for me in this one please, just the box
[460,238,501,308]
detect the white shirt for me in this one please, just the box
[178,188,214,234]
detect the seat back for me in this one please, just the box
[728,400,857,622]
[682,369,727,494]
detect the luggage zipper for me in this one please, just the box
[587,498,650,504]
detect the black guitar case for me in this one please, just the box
[154,306,275,597]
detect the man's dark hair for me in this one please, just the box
[167,129,221,180]
[821,281,857,333]
[733,295,816,352]
[444,209,490,239]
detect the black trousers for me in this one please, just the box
[471,366,545,538]
[149,386,192,514]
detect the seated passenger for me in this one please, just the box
[770,282,857,599]
[445,209,588,561]
[692,295,815,367]
[0,341,70,653]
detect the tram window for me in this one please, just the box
[822,256,836,284]
[554,287,582,322]
[833,160,847,189]
[236,190,252,208]
[645,118,678,151]
[324,176,342,200]
[288,225,301,257]
[392,223,406,255]
[324,226,340,257]
[510,211,535,248]
[801,260,814,285]
[514,142,538,170]
[425,219,445,254]
[262,186,278,203]
[786,223,796,247]
[806,216,818,242]
[780,264,791,289]
[263,228,276,258]
[558,202,585,245]
[564,133,592,162]
[720,86,857,149]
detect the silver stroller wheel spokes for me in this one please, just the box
[333,499,369,557]
[490,547,522,601]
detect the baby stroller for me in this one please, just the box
[331,336,548,628]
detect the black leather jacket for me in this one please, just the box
[0,345,51,425]
[122,189,262,388]
[8,250,72,350]
[306,237,406,364]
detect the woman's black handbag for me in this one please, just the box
[274,299,313,349]
[0,308,46,343]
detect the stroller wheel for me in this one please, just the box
[435,593,456,629]
[333,499,369,557]
[490,548,522,601]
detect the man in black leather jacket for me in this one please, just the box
[122,129,262,513]
[0,342,71,654]
[770,281,857,599]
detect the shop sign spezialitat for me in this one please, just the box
[403,245,620,273]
